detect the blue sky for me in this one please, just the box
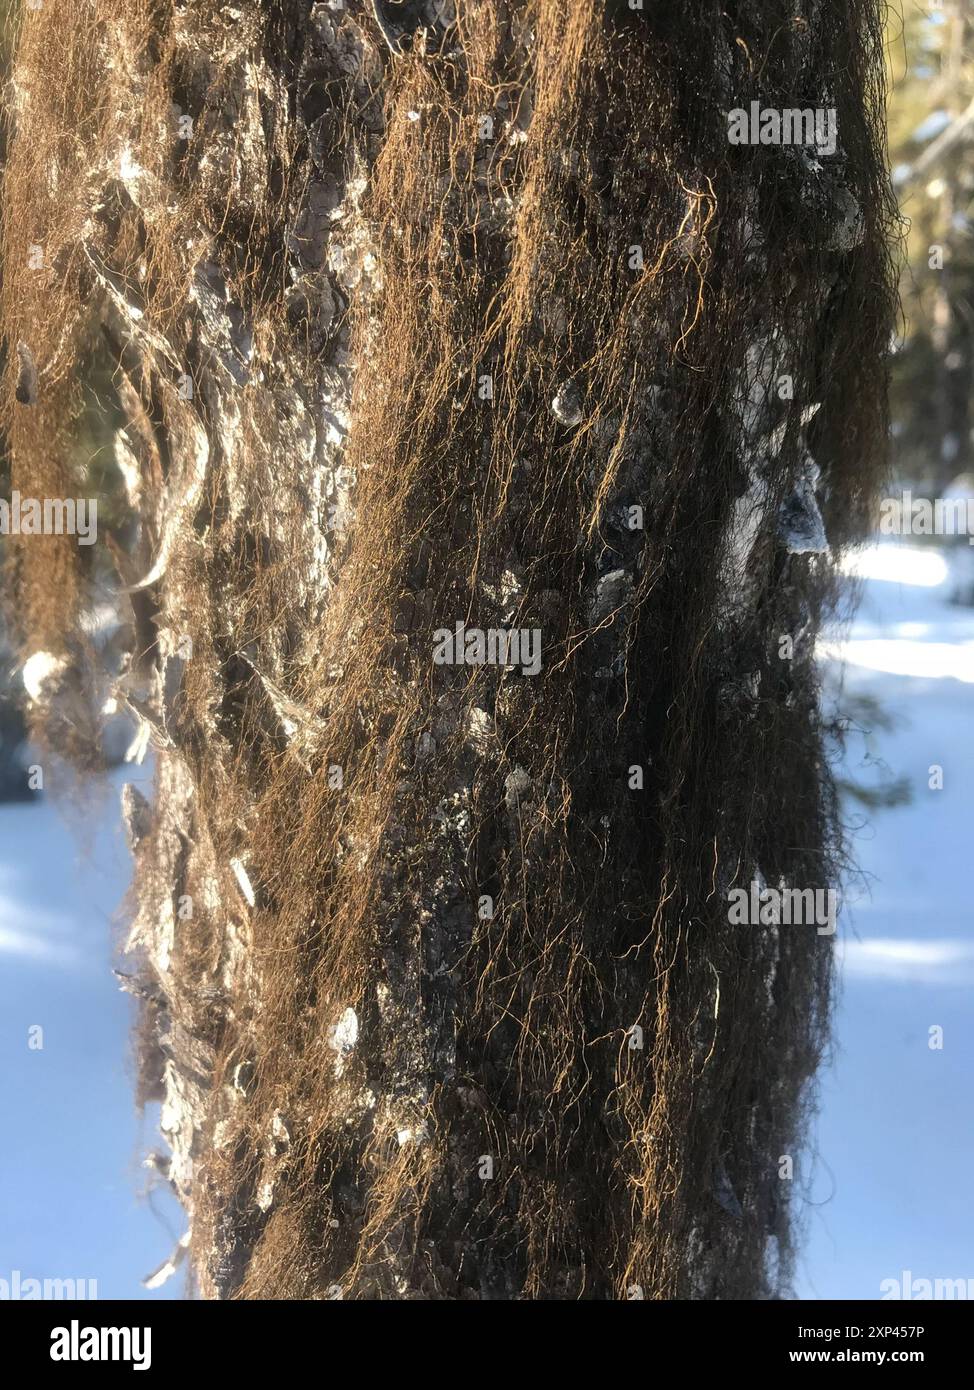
[1,541,971,1299]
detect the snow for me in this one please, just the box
[821,544,974,680]
[329,1006,358,1056]
[800,540,974,1297]
[838,543,948,587]
[21,651,67,703]
[0,766,183,1298]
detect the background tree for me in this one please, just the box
[0,0,895,1299]
[889,0,974,494]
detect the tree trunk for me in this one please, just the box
[1,0,895,1299]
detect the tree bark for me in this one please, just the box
[1,0,895,1298]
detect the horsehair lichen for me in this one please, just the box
[0,0,896,1299]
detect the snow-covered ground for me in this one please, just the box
[800,542,974,1298]
[0,763,182,1300]
[0,540,970,1299]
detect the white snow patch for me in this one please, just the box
[329,1006,358,1056]
[820,635,974,683]
[22,650,67,703]
[839,543,949,589]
